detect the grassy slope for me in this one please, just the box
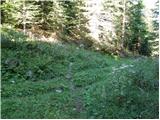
[1,28,159,119]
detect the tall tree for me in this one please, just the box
[31,0,54,30]
[126,0,151,55]
[0,0,16,25]
[103,0,128,49]
[59,0,90,42]
[151,0,159,55]
[121,0,126,48]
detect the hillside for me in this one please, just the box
[1,28,159,119]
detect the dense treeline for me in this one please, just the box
[1,0,159,56]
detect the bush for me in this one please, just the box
[1,25,27,42]
[83,58,159,119]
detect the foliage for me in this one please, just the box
[150,0,159,55]
[84,58,159,119]
[59,0,90,42]
[1,27,159,118]
[1,0,91,44]
[103,0,153,56]
[1,0,157,56]
[0,1,17,25]
[30,1,55,30]
[125,0,151,56]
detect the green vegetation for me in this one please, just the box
[1,27,158,119]
[1,0,159,119]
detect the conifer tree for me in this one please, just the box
[59,0,90,42]
[103,0,129,49]
[1,0,16,25]
[150,0,159,55]
[30,1,54,30]
[126,0,151,55]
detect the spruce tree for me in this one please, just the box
[151,0,159,55]
[126,0,151,56]
[103,0,129,50]
[59,0,90,42]
[0,0,16,25]
[31,1,54,30]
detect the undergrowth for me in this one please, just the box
[1,27,159,119]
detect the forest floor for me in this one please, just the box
[1,27,159,119]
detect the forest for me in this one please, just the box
[1,0,159,119]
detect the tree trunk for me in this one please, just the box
[121,0,126,49]
[23,0,26,34]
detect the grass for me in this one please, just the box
[1,27,159,119]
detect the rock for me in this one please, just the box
[55,89,63,93]
[5,58,20,69]
[11,80,15,84]
[26,70,33,79]
[79,44,84,48]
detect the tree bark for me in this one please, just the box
[23,0,26,34]
[121,0,126,49]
